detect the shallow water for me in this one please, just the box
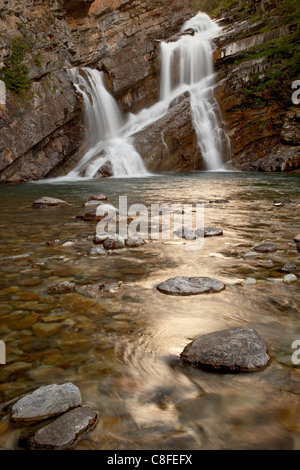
[0,171,299,450]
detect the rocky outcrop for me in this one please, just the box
[0,0,194,183]
[213,2,300,172]
[132,95,203,172]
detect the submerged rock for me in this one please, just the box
[157,276,225,296]
[11,383,82,422]
[173,227,197,240]
[273,198,292,204]
[48,281,76,294]
[32,197,71,208]
[180,327,270,372]
[22,406,98,450]
[195,227,223,237]
[209,199,230,204]
[99,281,122,293]
[253,243,277,253]
[281,263,297,273]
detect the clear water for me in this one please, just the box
[0,171,299,450]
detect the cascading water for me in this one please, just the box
[64,12,229,179]
[66,68,149,179]
[160,13,230,170]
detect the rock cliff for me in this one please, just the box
[0,0,193,182]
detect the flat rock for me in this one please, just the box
[174,227,197,240]
[157,276,225,296]
[196,227,223,237]
[281,263,297,273]
[33,197,71,207]
[11,383,82,422]
[253,243,277,253]
[180,327,270,372]
[103,235,125,250]
[48,281,76,294]
[23,406,97,450]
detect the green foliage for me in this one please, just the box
[2,23,34,95]
[192,0,238,15]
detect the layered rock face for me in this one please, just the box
[0,0,194,182]
[213,1,300,171]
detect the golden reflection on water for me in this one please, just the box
[0,172,299,449]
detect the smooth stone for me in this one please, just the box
[60,241,75,248]
[89,247,107,256]
[22,406,98,450]
[125,237,146,247]
[283,274,297,284]
[103,235,125,250]
[48,281,76,294]
[33,197,71,207]
[294,234,300,243]
[173,227,197,240]
[242,277,257,286]
[209,199,230,204]
[281,263,297,273]
[196,227,223,237]
[11,383,82,422]
[32,323,63,337]
[253,243,277,253]
[180,327,270,372]
[157,276,225,296]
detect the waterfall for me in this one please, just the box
[66,68,149,179]
[63,12,229,180]
[160,13,229,170]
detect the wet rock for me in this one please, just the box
[209,199,230,204]
[125,237,146,247]
[32,197,71,208]
[94,232,109,244]
[196,227,223,237]
[48,281,76,294]
[83,204,119,222]
[242,277,257,286]
[281,264,297,273]
[99,282,122,293]
[174,227,197,240]
[294,234,300,243]
[180,327,270,372]
[32,323,63,337]
[157,276,225,296]
[243,251,259,258]
[83,200,103,207]
[22,406,98,450]
[88,247,107,256]
[60,241,76,248]
[253,243,277,253]
[283,274,297,284]
[11,383,82,422]
[88,193,107,202]
[103,235,125,250]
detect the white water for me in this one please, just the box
[63,12,229,180]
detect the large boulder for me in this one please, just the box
[180,327,270,372]
[132,96,203,172]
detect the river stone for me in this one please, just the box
[94,232,109,244]
[89,193,107,201]
[125,237,146,247]
[89,247,107,256]
[196,227,223,237]
[24,406,98,450]
[283,274,297,284]
[11,383,82,422]
[48,281,76,294]
[281,263,297,273]
[157,277,225,296]
[253,243,277,253]
[103,235,125,250]
[32,197,71,207]
[294,234,300,243]
[241,277,257,286]
[180,327,270,372]
[99,281,122,293]
[174,227,197,240]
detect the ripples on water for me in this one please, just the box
[0,172,299,450]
